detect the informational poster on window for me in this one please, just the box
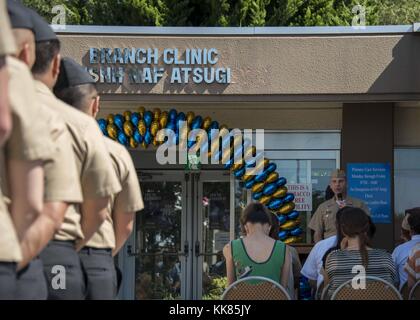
[347,163,391,224]
[288,184,312,212]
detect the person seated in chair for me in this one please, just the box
[321,207,398,299]
[223,203,292,295]
[392,210,420,289]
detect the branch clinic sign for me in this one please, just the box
[347,163,391,224]
[86,47,231,85]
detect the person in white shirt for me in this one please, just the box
[392,210,420,289]
[301,235,337,290]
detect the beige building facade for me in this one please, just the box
[57,26,420,300]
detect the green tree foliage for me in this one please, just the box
[22,0,420,27]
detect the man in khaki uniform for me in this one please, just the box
[0,0,19,300]
[7,1,83,299]
[2,0,58,299]
[54,57,144,299]
[28,10,121,300]
[308,169,370,243]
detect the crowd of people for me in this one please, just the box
[0,0,144,300]
[224,169,420,300]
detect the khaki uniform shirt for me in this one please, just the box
[0,0,16,56]
[0,149,21,262]
[87,138,144,249]
[34,81,121,241]
[6,57,55,162]
[308,196,370,240]
[0,57,57,262]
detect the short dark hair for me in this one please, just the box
[408,211,420,234]
[54,83,97,110]
[240,203,272,230]
[31,39,60,75]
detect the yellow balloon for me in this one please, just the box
[273,186,288,198]
[159,115,168,129]
[150,121,160,137]
[107,114,114,124]
[141,141,148,149]
[266,172,279,184]
[186,111,195,126]
[278,202,296,215]
[252,182,265,194]
[152,136,160,146]
[107,124,117,139]
[231,161,244,172]
[242,173,254,182]
[123,111,132,121]
[244,146,256,160]
[129,137,138,149]
[138,106,145,116]
[259,195,272,205]
[203,117,212,131]
[153,108,161,120]
[279,219,300,230]
[138,120,146,136]
[284,237,300,244]
[123,121,134,137]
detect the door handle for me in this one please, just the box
[127,242,189,258]
[195,241,200,258]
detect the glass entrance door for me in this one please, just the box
[119,170,235,300]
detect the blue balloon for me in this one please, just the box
[210,121,219,130]
[130,113,141,126]
[264,162,277,175]
[187,140,196,149]
[224,158,234,170]
[169,109,177,121]
[267,198,283,210]
[166,122,176,133]
[117,131,128,146]
[290,227,302,237]
[133,130,143,144]
[252,192,263,201]
[287,210,299,220]
[176,112,186,123]
[276,177,287,187]
[144,130,152,145]
[283,193,295,203]
[114,114,124,130]
[254,172,267,183]
[277,214,287,225]
[278,230,288,241]
[143,111,153,127]
[233,166,246,178]
[263,183,277,196]
[244,178,256,189]
[191,116,203,130]
[98,119,107,135]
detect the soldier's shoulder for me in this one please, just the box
[104,137,132,167]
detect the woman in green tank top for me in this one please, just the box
[223,203,291,289]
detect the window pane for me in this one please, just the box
[394,149,420,244]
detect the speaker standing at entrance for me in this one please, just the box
[54,57,144,300]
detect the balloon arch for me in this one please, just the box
[98,107,302,244]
